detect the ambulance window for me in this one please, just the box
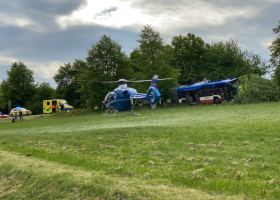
[47,102,50,105]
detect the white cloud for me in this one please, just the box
[260,37,273,50]
[0,13,30,27]
[56,0,258,34]
[31,61,63,79]
[0,54,62,81]
[0,55,20,65]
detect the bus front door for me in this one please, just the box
[219,87,226,101]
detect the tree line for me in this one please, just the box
[1,23,280,114]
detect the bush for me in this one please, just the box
[233,74,280,104]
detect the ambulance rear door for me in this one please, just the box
[43,100,52,114]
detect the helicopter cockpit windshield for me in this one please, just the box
[105,92,114,102]
[118,84,127,89]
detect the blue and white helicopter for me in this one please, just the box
[78,75,171,116]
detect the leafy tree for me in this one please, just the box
[170,34,206,84]
[233,74,280,104]
[24,82,55,115]
[268,21,280,67]
[80,35,133,108]
[0,62,36,109]
[34,82,55,102]
[203,39,269,81]
[53,59,88,108]
[0,92,6,112]
[273,64,280,86]
[130,25,178,99]
[269,21,280,86]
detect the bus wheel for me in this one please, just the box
[214,98,220,104]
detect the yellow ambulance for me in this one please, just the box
[43,99,73,114]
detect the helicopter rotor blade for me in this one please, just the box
[74,80,119,83]
[125,78,172,83]
[74,78,172,84]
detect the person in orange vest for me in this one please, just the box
[52,104,56,113]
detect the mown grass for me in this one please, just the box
[1,102,280,199]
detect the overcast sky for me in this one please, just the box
[0,0,279,87]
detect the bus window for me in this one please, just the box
[212,87,220,95]
[227,81,239,97]
[178,91,188,99]
[197,89,203,97]
[202,86,212,96]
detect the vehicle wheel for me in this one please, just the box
[214,98,220,104]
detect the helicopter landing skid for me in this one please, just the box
[103,109,118,117]
[122,110,140,116]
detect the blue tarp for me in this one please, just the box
[177,78,237,92]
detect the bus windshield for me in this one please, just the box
[227,80,239,96]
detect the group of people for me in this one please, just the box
[12,110,23,123]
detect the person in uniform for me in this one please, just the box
[19,109,23,121]
[52,104,56,113]
[14,112,18,121]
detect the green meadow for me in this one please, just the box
[1,102,280,199]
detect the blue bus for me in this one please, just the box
[171,78,239,104]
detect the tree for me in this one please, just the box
[273,64,280,86]
[34,82,55,102]
[269,21,280,86]
[268,21,280,67]
[170,34,206,84]
[80,35,133,108]
[24,82,55,115]
[0,62,36,109]
[53,59,88,108]
[0,92,6,112]
[203,39,269,81]
[130,25,178,99]
[233,74,280,104]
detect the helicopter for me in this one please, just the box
[76,75,172,116]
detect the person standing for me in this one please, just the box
[61,103,64,111]
[52,104,56,113]
[14,112,18,121]
[19,109,23,121]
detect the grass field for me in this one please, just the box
[1,102,280,199]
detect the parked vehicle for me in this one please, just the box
[10,107,32,116]
[171,78,239,105]
[43,99,73,114]
[0,112,9,118]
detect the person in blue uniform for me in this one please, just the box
[14,112,18,121]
